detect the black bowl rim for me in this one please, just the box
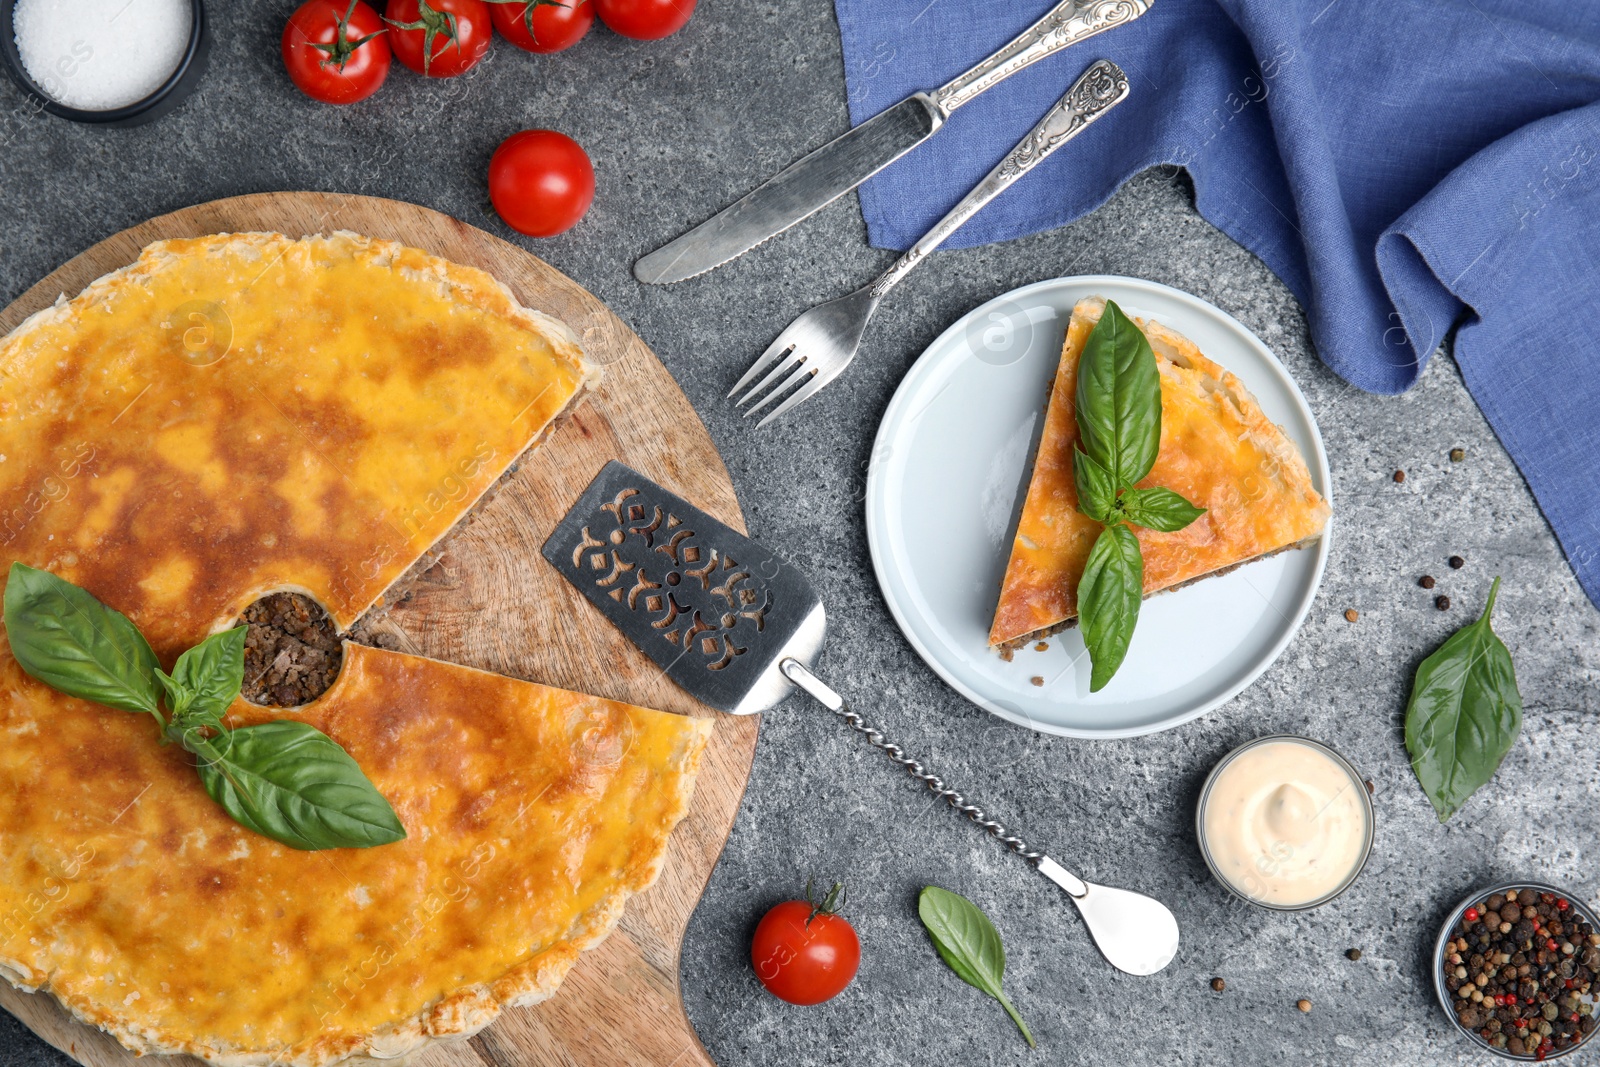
[1432,880,1600,1060]
[0,0,206,123]
[1194,733,1376,912]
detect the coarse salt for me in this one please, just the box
[13,0,191,111]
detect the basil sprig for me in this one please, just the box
[157,626,248,727]
[917,886,1034,1047]
[1071,301,1206,690]
[1404,577,1522,821]
[3,562,405,851]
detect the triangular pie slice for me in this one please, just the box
[0,232,710,1065]
[990,296,1330,649]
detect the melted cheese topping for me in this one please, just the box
[0,231,595,655]
[0,644,710,1064]
[989,297,1329,648]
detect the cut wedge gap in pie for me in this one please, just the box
[0,232,712,1066]
[989,296,1330,651]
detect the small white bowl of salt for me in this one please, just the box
[3,0,208,126]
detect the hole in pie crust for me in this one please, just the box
[239,592,344,707]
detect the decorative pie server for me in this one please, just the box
[543,461,1180,976]
[633,0,1155,285]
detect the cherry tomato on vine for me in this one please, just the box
[384,0,492,77]
[282,0,392,104]
[489,0,594,53]
[749,883,860,1006]
[594,0,695,40]
[488,130,595,237]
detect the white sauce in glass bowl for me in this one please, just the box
[13,0,191,111]
[1200,738,1371,907]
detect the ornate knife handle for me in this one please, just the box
[932,0,1152,115]
[869,59,1130,302]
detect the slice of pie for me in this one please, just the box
[0,232,710,1065]
[989,296,1330,650]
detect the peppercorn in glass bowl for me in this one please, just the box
[1433,883,1600,1060]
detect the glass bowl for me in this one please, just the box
[1,0,210,127]
[1195,734,1375,911]
[1433,882,1600,1060]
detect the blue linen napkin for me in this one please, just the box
[833,0,1600,610]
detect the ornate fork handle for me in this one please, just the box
[932,0,1151,115]
[868,59,1130,303]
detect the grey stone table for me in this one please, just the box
[2,4,1597,1066]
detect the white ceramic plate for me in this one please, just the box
[864,276,1331,739]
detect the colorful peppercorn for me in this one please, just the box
[1445,888,1600,1055]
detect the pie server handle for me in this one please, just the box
[779,658,1180,977]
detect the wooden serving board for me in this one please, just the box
[0,192,757,1067]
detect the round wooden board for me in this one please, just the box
[0,192,756,1067]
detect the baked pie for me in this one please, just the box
[990,296,1330,650]
[0,232,710,1065]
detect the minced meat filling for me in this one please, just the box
[240,593,343,706]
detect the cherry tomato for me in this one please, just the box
[749,885,860,1006]
[281,0,392,104]
[489,0,593,53]
[594,0,695,40]
[488,130,595,237]
[384,0,492,77]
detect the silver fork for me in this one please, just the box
[729,59,1131,426]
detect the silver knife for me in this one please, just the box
[633,0,1154,285]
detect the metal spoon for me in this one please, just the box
[783,660,1180,976]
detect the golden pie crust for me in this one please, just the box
[989,296,1330,649]
[0,230,597,646]
[0,645,710,1066]
[0,232,711,1065]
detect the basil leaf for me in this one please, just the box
[917,886,1033,1047]
[3,562,162,716]
[1404,577,1521,822]
[154,670,193,721]
[1075,300,1162,488]
[194,720,406,850]
[1079,524,1144,692]
[1119,486,1206,533]
[1072,446,1118,525]
[158,626,247,723]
